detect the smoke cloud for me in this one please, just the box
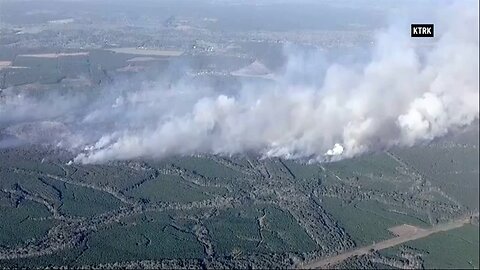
[0,1,478,164]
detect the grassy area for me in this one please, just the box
[172,156,248,182]
[206,205,317,256]
[60,184,125,217]
[0,168,126,218]
[68,164,152,191]
[281,160,322,180]
[321,197,429,246]
[0,246,86,268]
[326,152,401,179]
[407,224,479,269]
[0,149,65,176]
[0,199,55,247]
[381,224,479,269]
[206,205,263,256]
[126,174,227,203]
[260,206,318,253]
[75,212,204,264]
[324,152,413,193]
[37,177,126,217]
[392,145,479,210]
[0,170,61,204]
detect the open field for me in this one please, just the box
[17,52,89,58]
[388,224,423,237]
[399,223,479,269]
[0,61,11,70]
[299,214,478,269]
[321,198,430,246]
[107,48,184,57]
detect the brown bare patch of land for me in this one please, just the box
[18,52,89,58]
[108,48,184,57]
[127,57,160,62]
[0,61,12,70]
[388,224,425,237]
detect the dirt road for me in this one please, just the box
[299,214,478,269]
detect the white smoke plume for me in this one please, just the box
[0,1,478,164]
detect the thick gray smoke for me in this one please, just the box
[1,1,478,164]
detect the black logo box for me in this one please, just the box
[411,24,434,37]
